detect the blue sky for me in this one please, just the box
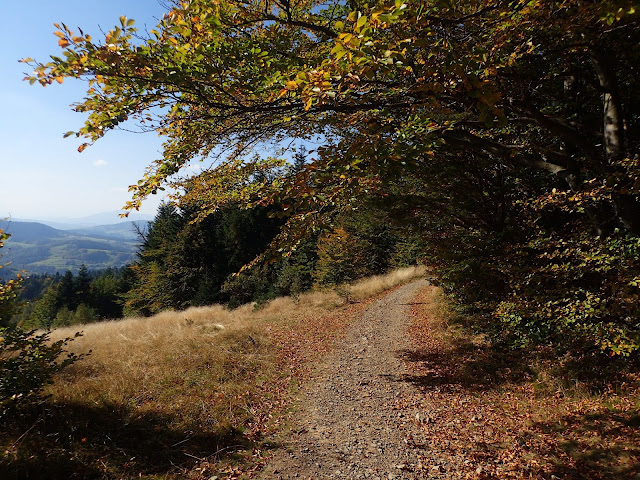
[0,1,173,221]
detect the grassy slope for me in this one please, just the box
[0,267,425,480]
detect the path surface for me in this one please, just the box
[262,279,429,479]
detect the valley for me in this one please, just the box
[0,219,146,276]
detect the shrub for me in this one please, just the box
[0,327,84,415]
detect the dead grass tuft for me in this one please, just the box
[348,265,426,301]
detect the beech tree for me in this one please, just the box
[27,1,640,353]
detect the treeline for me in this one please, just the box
[10,199,424,328]
[123,199,422,314]
[13,266,133,328]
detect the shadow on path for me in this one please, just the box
[395,340,533,392]
[390,327,640,479]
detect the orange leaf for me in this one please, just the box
[78,143,89,153]
[58,38,70,48]
[55,76,64,84]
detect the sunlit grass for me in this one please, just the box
[48,266,426,426]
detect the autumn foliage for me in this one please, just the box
[25,1,640,355]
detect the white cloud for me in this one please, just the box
[184,163,203,173]
[93,159,108,167]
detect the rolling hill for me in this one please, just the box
[0,220,146,276]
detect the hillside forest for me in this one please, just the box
[7,193,422,328]
[0,220,142,277]
[0,0,637,378]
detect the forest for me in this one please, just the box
[16,0,638,356]
[7,189,424,328]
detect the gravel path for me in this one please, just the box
[261,279,429,479]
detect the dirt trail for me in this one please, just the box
[261,279,429,479]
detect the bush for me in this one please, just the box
[314,227,368,286]
[0,327,84,415]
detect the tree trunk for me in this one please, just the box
[591,50,626,162]
[591,50,640,235]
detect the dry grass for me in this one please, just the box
[47,265,425,426]
[347,265,426,301]
[1,266,424,480]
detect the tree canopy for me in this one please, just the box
[27,0,640,354]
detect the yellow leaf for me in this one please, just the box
[304,98,313,111]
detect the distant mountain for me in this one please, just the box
[67,221,149,241]
[0,220,141,277]
[57,211,154,228]
[11,219,81,230]
[13,211,154,229]
[0,221,68,244]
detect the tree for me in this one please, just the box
[90,268,130,319]
[26,284,59,329]
[125,203,185,315]
[125,200,283,314]
[0,229,22,327]
[314,226,367,286]
[0,229,84,415]
[74,264,91,300]
[25,1,638,219]
[55,270,76,311]
[27,1,640,353]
